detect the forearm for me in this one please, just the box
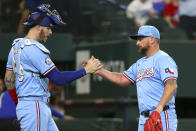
[47,67,86,86]
[134,20,141,27]
[164,16,174,28]
[4,70,15,90]
[96,68,126,87]
[156,80,177,113]
[50,106,64,119]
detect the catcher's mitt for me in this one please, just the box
[144,111,163,131]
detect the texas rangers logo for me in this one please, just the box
[136,67,154,82]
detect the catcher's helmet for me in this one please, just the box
[24,4,66,27]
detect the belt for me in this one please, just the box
[18,96,49,103]
[141,105,170,117]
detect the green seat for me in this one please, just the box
[161,28,187,40]
[146,18,187,40]
[178,119,196,131]
[55,118,123,131]
[146,18,169,33]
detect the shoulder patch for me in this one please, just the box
[45,56,53,65]
[165,67,174,74]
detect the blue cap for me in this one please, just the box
[24,4,65,27]
[129,25,160,40]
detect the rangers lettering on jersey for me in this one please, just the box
[136,67,154,82]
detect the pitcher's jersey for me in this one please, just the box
[123,50,178,112]
[6,38,55,98]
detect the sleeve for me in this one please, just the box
[123,63,137,85]
[149,2,155,13]
[29,46,55,76]
[163,3,172,17]
[49,106,64,119]
[7,88,18,104]
[0,91,17,119]
[47,67,86,85]
[6,50,13,71]
[158,56,178,83]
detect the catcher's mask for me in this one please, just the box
[24,4,66,27]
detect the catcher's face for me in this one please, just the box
[136,37,151,54]
[39,26,52,43]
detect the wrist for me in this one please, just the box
[156,105,164,113]
[81,67,87,75]
[84,67,89,74]
[94,68,103,75]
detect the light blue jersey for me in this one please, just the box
[6,38,55,98]
[123,50,178,131]
[6,38,58,131]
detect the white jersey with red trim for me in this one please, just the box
[123,50,178,112]
[6,38,55,98]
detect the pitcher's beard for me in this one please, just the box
[138,47,148,55]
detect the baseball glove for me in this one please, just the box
[144,111,163,131]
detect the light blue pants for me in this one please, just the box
[138,109,177,131]
[16,100,58,131]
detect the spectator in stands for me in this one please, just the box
[17,0,46,34]
[0,76,20,131]
[0,76,72,130]
[179,0,196,40]
[126,0,157,27]
[0,76,6,94]
[152,0,166,16]
[17,1,29,34]
[0,0,20,33]
[53,0,80,43]
[24,0,45,10]
[49,82,74,120]
[163,0,179,28]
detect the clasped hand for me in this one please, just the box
[84,56,103,74]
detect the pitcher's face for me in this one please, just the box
[136,37,151,54]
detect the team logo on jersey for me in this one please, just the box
[136,67,154,82]
[45,56,53,65]
[165,68,174,74]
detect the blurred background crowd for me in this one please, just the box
[0,0,196,42]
